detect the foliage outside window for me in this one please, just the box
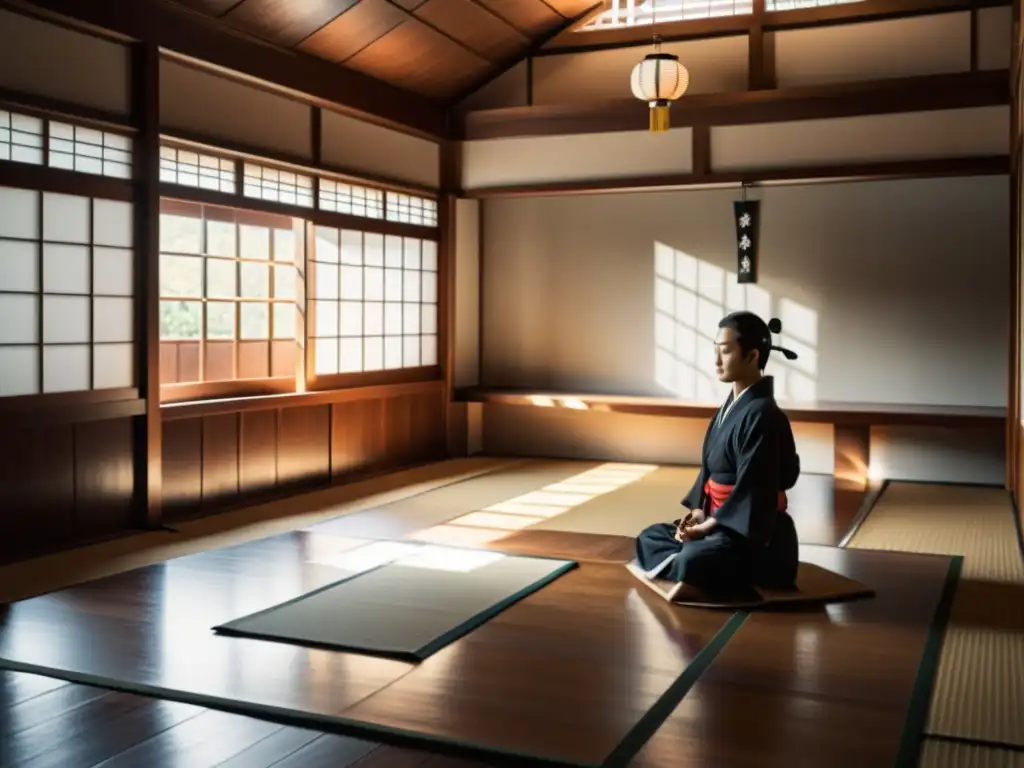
[158,200,302,396]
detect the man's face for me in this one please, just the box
[714,326,757,382]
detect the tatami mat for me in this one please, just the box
[215,552,575,660]
[919,739,1024,768]
[307,459,603,539]
[527,465,698,536]
[847,481,1024,750]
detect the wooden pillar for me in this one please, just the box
[440,139,466,457]
[692,125,711,177]
[1010,8,1023,497]
[834,424,870,491]
[747,0,775,91]
[131,41,162,528]
[1010,140,1020,496]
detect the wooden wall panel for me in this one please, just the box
[332,398,387,479]
[772,14,971,89]
[709,106,1009,172]
[161,418,203,519]
[240,410,278,494]
[159,58,313,159]
[0,8,131,115]
[278,405,332,487]
[462,128,694,189]
[387,390,445,465]
[0,418,137,563]
[74,419,135,539]
[159,382,447,521]
[202,413,240,504]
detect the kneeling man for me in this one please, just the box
[635,311,801,595]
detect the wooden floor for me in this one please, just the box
[0,466,956,767]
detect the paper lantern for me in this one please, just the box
[630,41,689,133]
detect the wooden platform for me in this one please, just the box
[0,526,959,767]
[457,386,1007,430]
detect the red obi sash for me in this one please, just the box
[704,479,788,514]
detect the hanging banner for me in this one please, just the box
[733,199,760,284]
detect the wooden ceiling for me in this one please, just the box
[165,0,599,103]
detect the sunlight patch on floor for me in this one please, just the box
[409,462,659,547]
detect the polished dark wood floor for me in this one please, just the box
[0,471,949,767]
[0,669,488,767]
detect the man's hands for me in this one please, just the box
[674,510,711,542]
[677,519,716,541]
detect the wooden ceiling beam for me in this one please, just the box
[459,69,1010,139]
[461,156,1009,198]
[16,0,449,138]
[540,0,1010,53]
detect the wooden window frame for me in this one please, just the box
[0,99,136,180]
[157,198,305,404]
[0,99,138,414]
[155,138,443,405]
[304,221,442,393]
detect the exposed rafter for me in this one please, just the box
[9,0,448,138]
[450,1,607,107]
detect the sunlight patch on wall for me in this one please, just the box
[653,242,819,403]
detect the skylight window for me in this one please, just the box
[579,0,754,29]
[578,0,863,29]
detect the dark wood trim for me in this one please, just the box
[10,0,447,138]
[749,24,767,90]
[0,85,133,133]
[309,366,443,393]
[463,155,1009,198]
[0,161,134,201]
[526,57,534,106]
[440,142,459,454]
[458,387,1008,430]
[477,197,486,387]
[1010,31,1022,493]
[763,23,777,88]
[460,70,1009,140]
[541,0,1009,52]
[0,387,139,413]
[159,184,439,239]
[160,128,439,198]
[748,0,771,91]
[160,378,297,404]
[692,124,711,176]
[970,8,980,71]
[0,393,146,428]
[160,379,444,421]
[132,40,162,530]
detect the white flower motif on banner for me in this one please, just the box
[739,234,752,250]
[740,255,751,273]
[738,213,752,228]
